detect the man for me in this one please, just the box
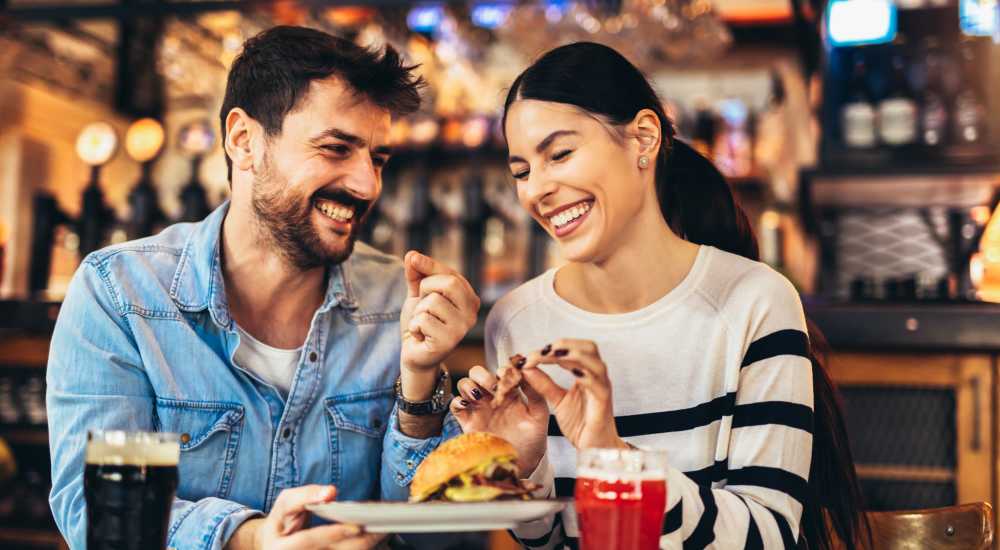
[47,26,476,550]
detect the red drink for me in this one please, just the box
[576,477,667,550]
[575,449,668,550]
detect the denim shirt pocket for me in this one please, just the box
[324,388,394,496]
[154,398,245,501]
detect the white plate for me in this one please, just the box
[306,499,567,533]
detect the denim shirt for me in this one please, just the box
[46,203,461,550]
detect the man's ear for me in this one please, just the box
[631,109,662,156]
[225,108,259,174]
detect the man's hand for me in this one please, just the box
[399,251,479,394]
[225,485,384,550]
[396,251,479,438]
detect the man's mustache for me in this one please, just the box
[312,188,373,222]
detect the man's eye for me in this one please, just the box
[373,156,389,168]
[552,149,573,161]
[323,145,351,156]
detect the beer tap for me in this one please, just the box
[75,122,118,258]
[123,118,166,240]
[176,120,216,222]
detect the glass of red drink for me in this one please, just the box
[575,448,668,550]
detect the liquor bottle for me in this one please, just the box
[952,39,987,144]
[877,48,919,146]
[919,39,950,147]
[841,53,877,148]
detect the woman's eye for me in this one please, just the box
[512,170,529,181]
[552,149,573,162]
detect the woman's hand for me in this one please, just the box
[450,363,550,475]
[519,339,627,452]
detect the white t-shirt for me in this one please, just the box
[486,245,813,549]
[234,324,303,398]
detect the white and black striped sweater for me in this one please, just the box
[485,246,814,549]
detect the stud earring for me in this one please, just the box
[638,156,649,168]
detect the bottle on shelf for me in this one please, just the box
[919,38,950,147]
[952,39,987,145]
[877,45,919,147]
[841,51,877,149]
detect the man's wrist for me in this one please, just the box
[399,363,444,401]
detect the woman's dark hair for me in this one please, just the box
[220,25,424,181]
[504,42,870,550]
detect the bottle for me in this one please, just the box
[920,38,950,147]
[877,47,919,146]
[841,53,877,148]
[952,39,987,145]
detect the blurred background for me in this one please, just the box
[1,0,1000,547]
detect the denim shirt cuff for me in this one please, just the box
[383,403,462,488]
[167,497,263,550]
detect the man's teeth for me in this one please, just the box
[550,202,592,228]
[315,199,354,222]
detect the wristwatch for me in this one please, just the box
[394,368,451,416]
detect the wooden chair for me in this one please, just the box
[865,502,993,550]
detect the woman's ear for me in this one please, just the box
[631,109,662,157]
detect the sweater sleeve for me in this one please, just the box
[660,267,813,549]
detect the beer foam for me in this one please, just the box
[86,437,180,467]
[576,468,667,482]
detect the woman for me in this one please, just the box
[450,42,868,549]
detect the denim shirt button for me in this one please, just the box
[406,460,414,469]
[396,473,404,481]
[309,352,318,362]
[372,418,382,430]
[282,427,292,439]
[180,433,191,445]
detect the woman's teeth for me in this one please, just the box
[315,199,354,223]
[550,202,592,229]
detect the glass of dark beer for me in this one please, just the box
[84,431,180,550]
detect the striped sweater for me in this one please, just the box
[485,245,813,549]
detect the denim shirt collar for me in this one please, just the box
[167,201,356,329]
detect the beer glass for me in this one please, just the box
[575,448,668,550]
[84,431,180,550]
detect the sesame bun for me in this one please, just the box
[409,432,518,502]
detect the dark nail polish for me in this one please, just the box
[460,399,469,406]
[554,349,569,357]
[491,384,498,393]
[541,344,552,356]
[510,353,526,369]
[471,388,482,400]
[572,368,584,377]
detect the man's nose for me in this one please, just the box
[344,153,380,200]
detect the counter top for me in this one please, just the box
[805,300,1000,352]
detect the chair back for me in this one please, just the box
[865,502,993,550]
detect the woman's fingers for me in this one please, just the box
[493,363,523,404]
[280,523,365,549]
[539,339,608,379]
[467,365,499,394]
[520,364,568,408]
[456,377,490,406]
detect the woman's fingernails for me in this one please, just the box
[541,344,552,356]
[471,388,482,400]
[554,349,569,357]
[460,399,469,406]
[572,368,584,377]
[511,354,527,369]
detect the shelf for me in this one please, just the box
[0,428,49,447]
[0,527,66,548]
[856,464,955,483]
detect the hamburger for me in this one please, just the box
[409,432,539,503]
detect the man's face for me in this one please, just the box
[251,77,392,269]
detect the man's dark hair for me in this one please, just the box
[219,25,424,180]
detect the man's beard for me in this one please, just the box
[250,153,371,270]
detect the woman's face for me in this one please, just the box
[506,100,646,263]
